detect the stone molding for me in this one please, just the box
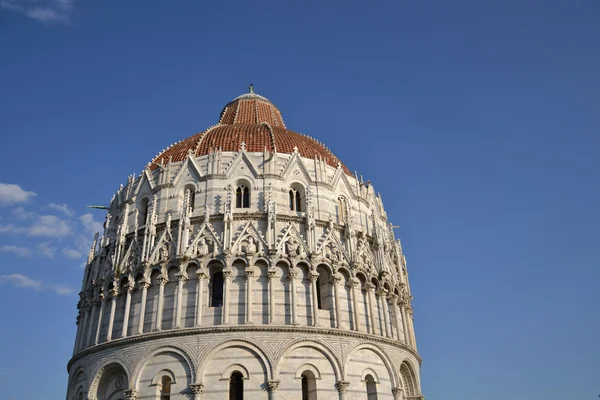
[68,324,421,370]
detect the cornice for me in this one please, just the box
[68,324,421,370]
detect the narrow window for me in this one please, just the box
[229,371,244,400]
[338,197,345,223]
[242,186,250,208]
[365,374,377,400]
[289,190,295,210]
[300,371,317,400]
[301,375,309,400]
[316,278,322,310]
[139,198,149,226]
[211,271,223,307]
[160,376,171,400]
[188,189,195,213]
[236,187,242,208]
[295,191,301,212]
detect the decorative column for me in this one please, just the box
[332,274,342,328]
[391,294,403,341]
[175,272,187,328]
[121,281,134,338]
[86,298,99,346]
[222,268,232,325]
[94,292,105,345]
[245,268,254,324]
[189,383,204,400]
[268,268,276,324]
[289,268,298,325]
[350,278,361,332]
[336,380,350,400]
[123,389,137,400]
[267,380,280,400]
[73,307,85,353]
[408,308,418,350]
[366,283,377,335]
[309,272,320,326]
[137,280,150,334]
[155,275,168,331]
[195,271,207,326]
[392,387,403,400]
[106,285,119,341]
[377,289,391,338]
[400,304,411,345]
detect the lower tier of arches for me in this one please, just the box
[67,329,422,400]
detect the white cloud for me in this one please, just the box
[46,203,74,217]
[0,0,73,24]
[0,183,36,206]
[0,273,74,295]
[0,245,32,257]
[80,213,103,235]
[0,224,16,233]
[62,247,83,259]
[12,206,35,219]
[26,214,72,237]
[37,242,56,258]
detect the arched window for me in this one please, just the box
[185,187,195,213]
[236,186,250,208]
[211,271,223,307]
[300,370,317,400]
[400,363,417,398]
[289,189,302,211]
[316,277,322,309]
[160,376,171,400]
[139,197,149,226]
[229,371,244,400]
[365,374,378,400]
[337,197,345,223]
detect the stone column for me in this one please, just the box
[289,268,299,325]
[366,283,377,335]
[195,271,207,326]
[268,268,276,324]
[123,389,137,400]
[408,308,417,350]
[175,272,187,328]
[189,383,204,400]
[74,308,85,352]
[267,380,280,400]
[121,282,134,338]
[391,294,403,341]
[400,304,411,345]
[137,280,150,334]
[86,299,99,346]
[350,278,361,332]
[336,380,350,400]
[94,293,105,345]
[245,268,254,324]
[332,274,342,328]
[106,286,119,341]
[155,275,168,331]
[222,268,231,325]
[378,289,391,338]
[392,387,403,400]
[309,272,320,326]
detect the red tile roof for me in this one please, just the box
[150,93,351,175]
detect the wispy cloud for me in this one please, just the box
[80,213,103,235]
[0,0,74,24]
[62,247,82,259]
[0,273,75,295]
[0,183,36,206]
[46,202,74,217]
[37,242,56,258]
[0,245,32,258]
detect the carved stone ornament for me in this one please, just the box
[189,383,204,394]
[267,380,280,392]
[335,380,350,393]
[123,389,137,400]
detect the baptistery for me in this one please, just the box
[66,88,423,400]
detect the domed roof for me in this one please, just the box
[150,87,351,175]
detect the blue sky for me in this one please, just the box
[1,1,599,399]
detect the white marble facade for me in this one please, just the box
[66,91,423,400]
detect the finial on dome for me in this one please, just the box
[249,84,254,94]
